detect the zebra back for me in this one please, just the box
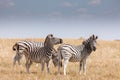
[16,40,44,54]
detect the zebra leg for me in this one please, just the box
[13,54,18,67]
[18,58,21,65]
[46,61,50,73]
[18,55,22,65]
[36,64,39,67]
[58,50,62,75]
[25,61,29,73]
[83,59,87,75]
[25,60,32,73]
[18,58,23,70]
[41,62,45,73]
[64,59,69,75]
[13,58,16,67]
[79,61,83,74]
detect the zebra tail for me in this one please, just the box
[13,43,17,51]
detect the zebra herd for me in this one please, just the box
[13,34,98,75]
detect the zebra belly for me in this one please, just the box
[31,58,42,63]
[69,55,82,62]
[30,54,43,63]
[30,55,49,63]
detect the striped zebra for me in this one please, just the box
[13,41,44,67]
[14,34,63,73]
[57,35,98,75]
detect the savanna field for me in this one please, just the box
[0,38,120,80]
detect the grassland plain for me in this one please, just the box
[0,38,120,80]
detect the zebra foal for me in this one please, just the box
[57,34,98,75]
[14,34,63,73]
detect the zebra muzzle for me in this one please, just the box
[93,47,96,51]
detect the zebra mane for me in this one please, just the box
[44,34,53,47]
[82,34,98,45]
[43,34,53,55]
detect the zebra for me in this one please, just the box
[57,34,98,75]
[14,34,63,73]
[13,41,61,67]
[12,41,44,67]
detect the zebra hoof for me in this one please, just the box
[83,73,86,76]
[20,71,23,74]
[79,72,82,75]
[27,71,31,74]
[57,73,60,75]
[64,73,66,76]
[47,72,51,74]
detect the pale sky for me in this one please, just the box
[0,0,120,40]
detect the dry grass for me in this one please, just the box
[0,38,120,80]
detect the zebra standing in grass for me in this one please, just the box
[57,34,98,75]
[13,41,44,67]
[14,34,63,73]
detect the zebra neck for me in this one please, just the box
[45,46,54,54]
[82,45,92,55]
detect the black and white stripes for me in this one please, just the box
[13,41,44,66]
[13,34,63,73]
[13,34,98,75]
[57,34,98,75]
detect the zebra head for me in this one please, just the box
[82,34,98,51]
[44,34,63,48]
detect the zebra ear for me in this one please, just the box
[46,34,53,38]
[92,34,95,39]
[48,34,53,38]
[96,36,98,39]
[51,34,53,37]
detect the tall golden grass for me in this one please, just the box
[0,38,120,80]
